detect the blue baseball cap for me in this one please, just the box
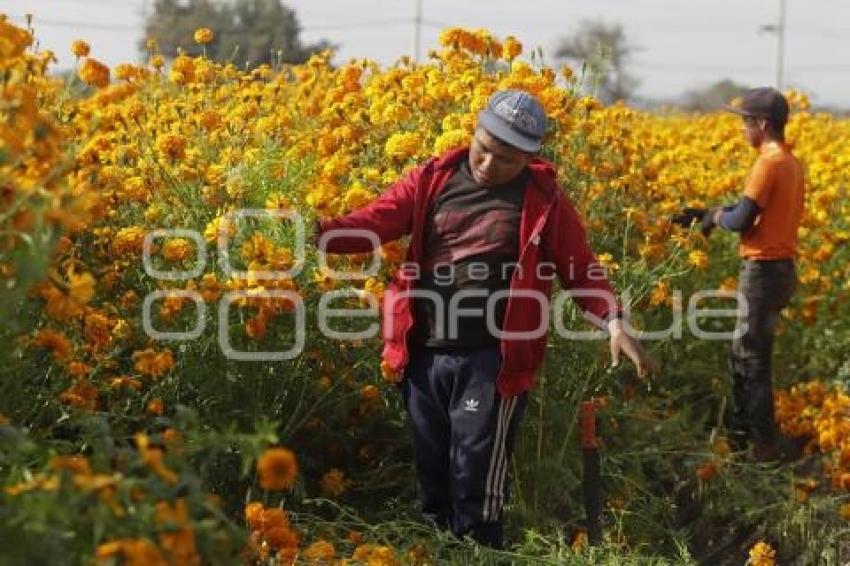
[477,89,548,153]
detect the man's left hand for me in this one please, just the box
[607,318,655,380]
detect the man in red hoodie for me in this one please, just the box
[316,90,652,547]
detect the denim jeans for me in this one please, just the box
[728,259,797,446]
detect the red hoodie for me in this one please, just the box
[317,148,619,397]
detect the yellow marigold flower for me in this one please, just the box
[304,540,336,561]
[688,250,709,270]
[748,541,776,566]
[0,19,33,58]
[241,233,274,263]
[71,39,90,58]
[352,544,397,563]
[502,35,522,61]
[113,226,146,256]
[384,132,422,161]
[79,57,110,88]
[597,253,620,272]
[257,447,299,491]
[320,468,350,498]
[343,184,375,210]
[433,129,469,154]
[150,54,165,69]
[161,238,194,262]
[170,54,195,83]
[649,280,671,306]
[113,63,137,82]
[193,27,214,44]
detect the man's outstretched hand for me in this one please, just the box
[607,318,655,380]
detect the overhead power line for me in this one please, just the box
[8,14,442,33]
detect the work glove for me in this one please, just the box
[701,207,721,237]
[670,207,707,228]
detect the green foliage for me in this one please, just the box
[142,0,333,67]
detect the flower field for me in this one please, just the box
[2,18,850,564]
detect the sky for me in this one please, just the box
[6,0,850,107]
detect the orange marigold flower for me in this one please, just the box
[381,360,402,383]
[320,468,350,498]
[161,238,194,262]
[135,433,179,484]
[50,455,92,475]
[58,379,99,410]
[95,537,167,565]
[244,502,265,530]
[33,328,73,360]
[79,57,110,88]
[257,447,298,491]
[84,312,113,347]
[146,398,164,416]
[696,459,719,481]
[132,348,175,379]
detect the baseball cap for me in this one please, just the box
[477,90,548,153]
[724,87,789,125]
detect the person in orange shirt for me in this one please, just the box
[673,87,805,461]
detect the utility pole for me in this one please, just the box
[776,0,786,89]
[413,0,423,62]
[760,0,786,90]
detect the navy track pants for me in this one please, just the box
[401,344,527,547]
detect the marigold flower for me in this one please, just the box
[257,447,298,491]
[58,380,99,410]
[304,540,335,561]
[320,468,350,497]
[146,398,164,415]
[79,57,110,88]
[161,238,194,262]
[132,348,175,379]
[502,36,522,61]
[33,328,72,360]
[688,250,709,270]
[748,541,776,566]
[193,27,214,44]
[0,20,33,58]
[71,39,90,58]
[244,502,264,530]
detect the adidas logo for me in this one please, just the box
[463,398,480,412]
